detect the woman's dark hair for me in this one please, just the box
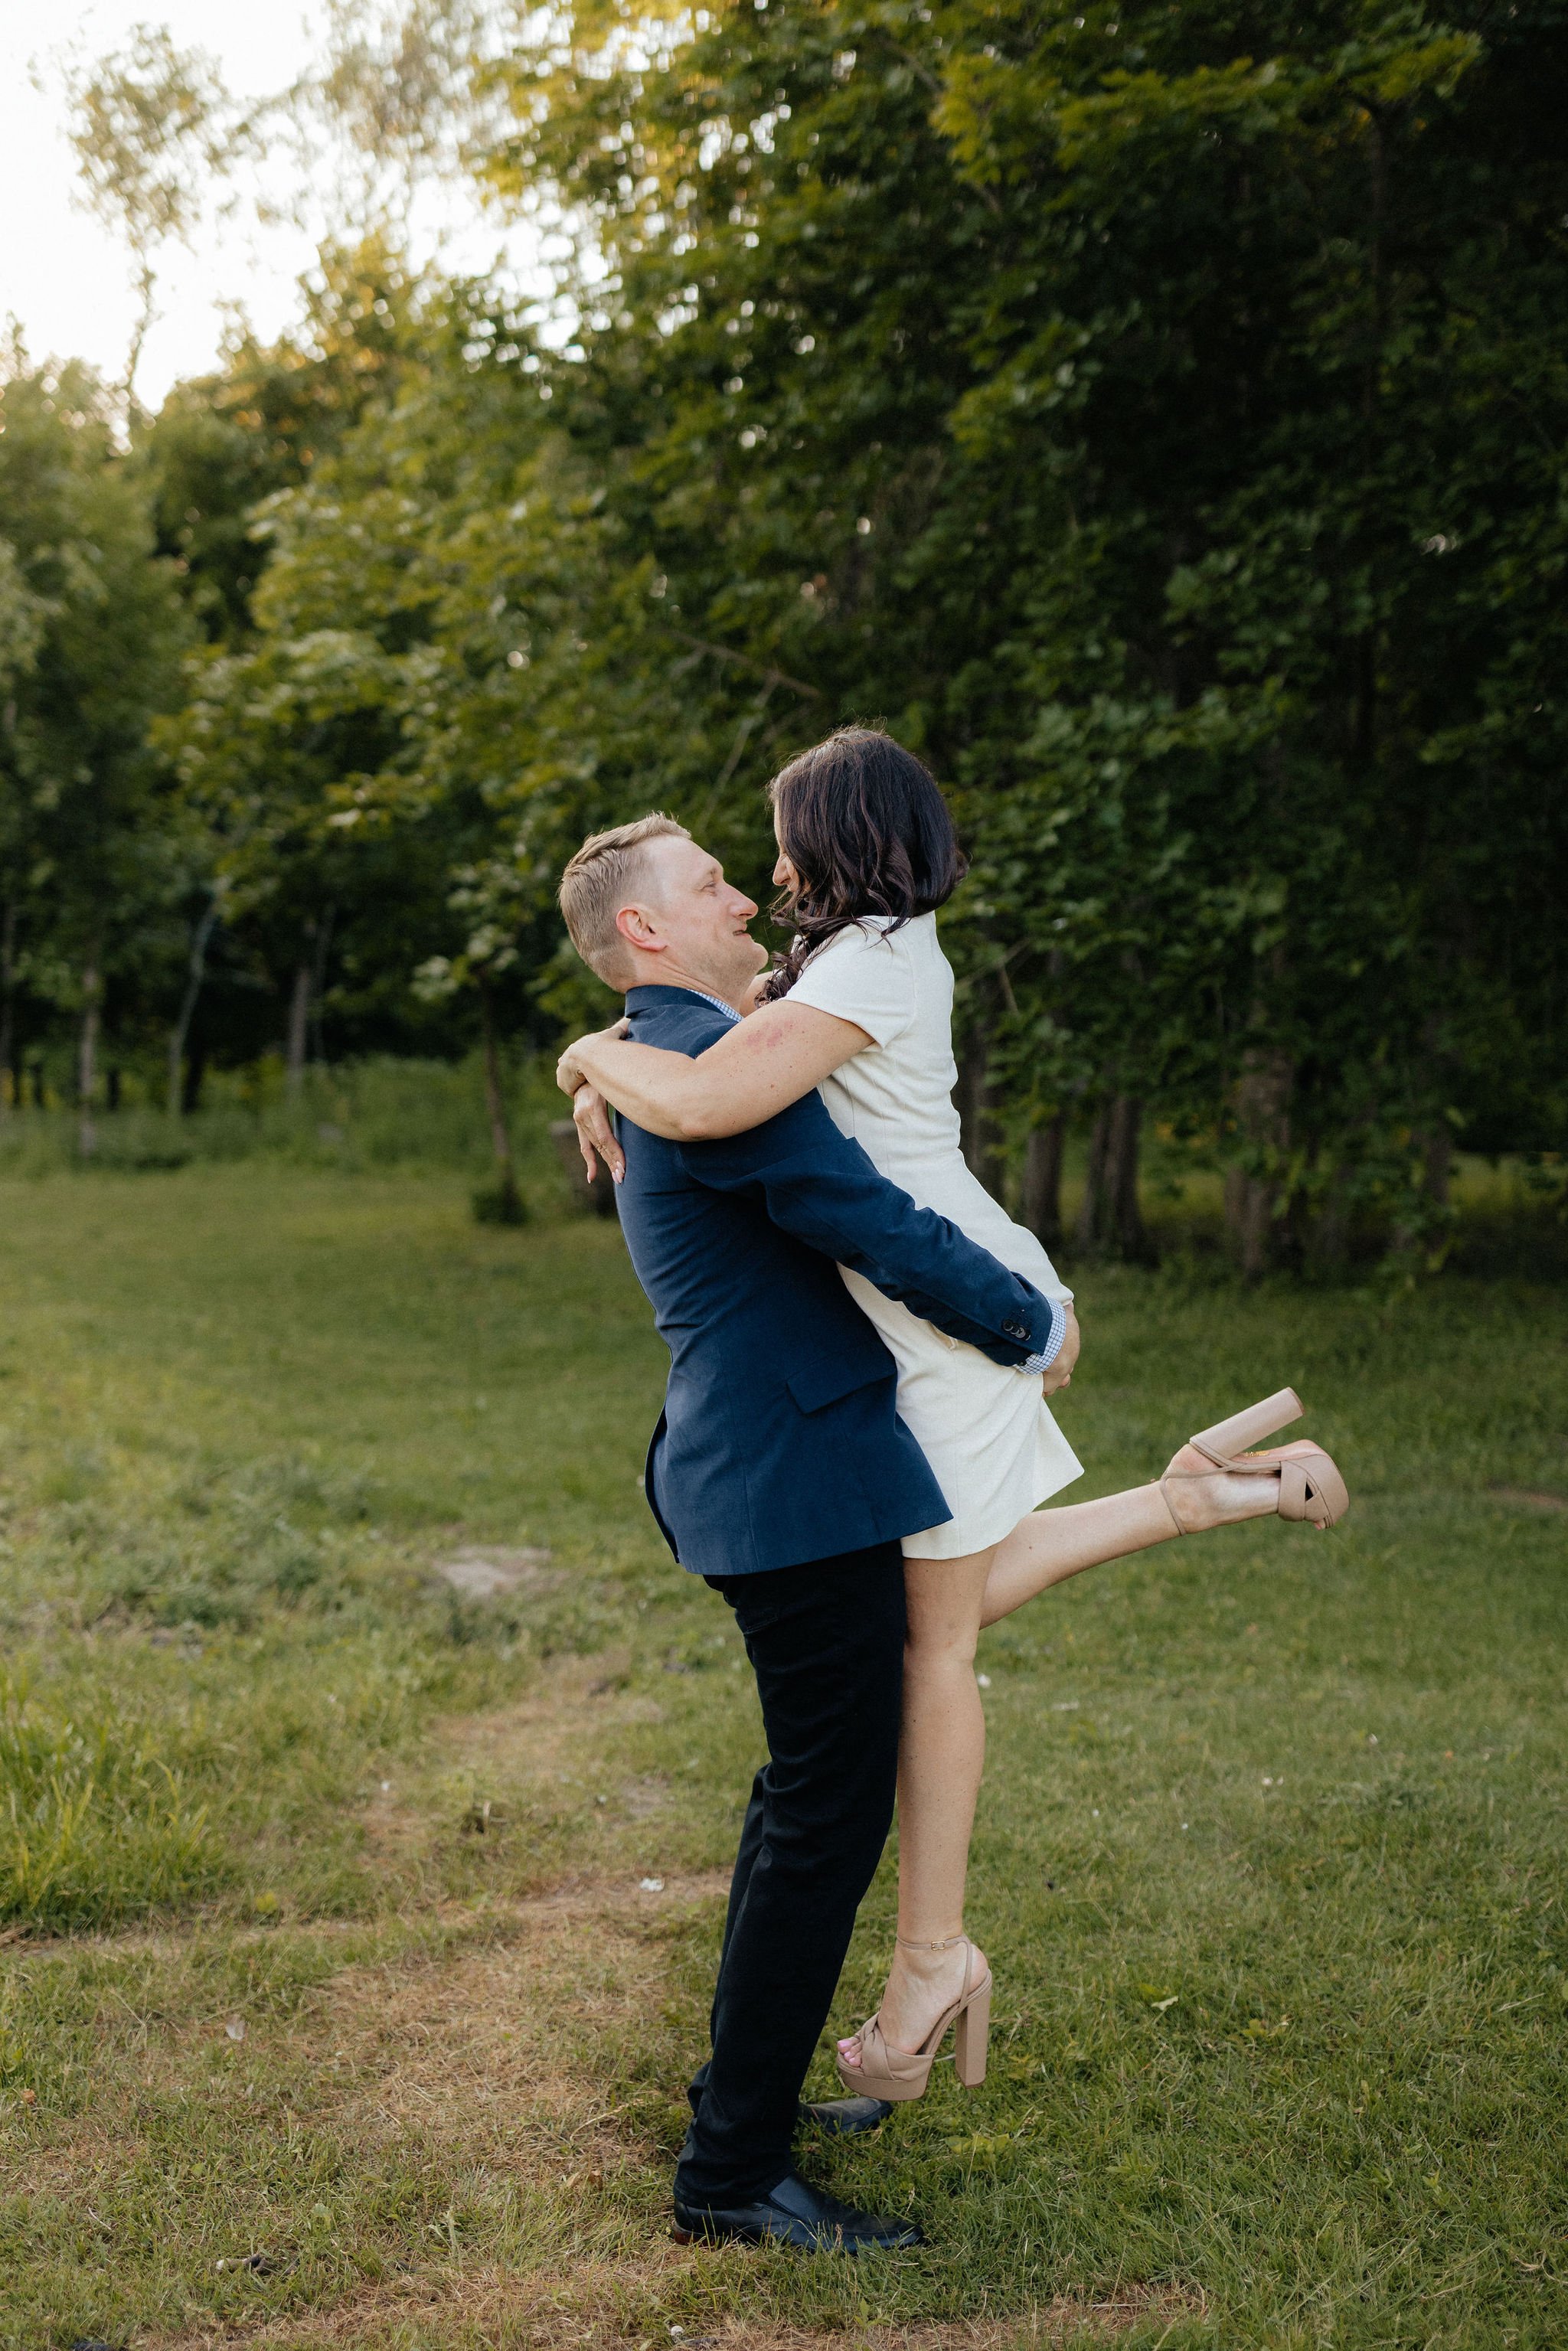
[760,727,966,1000]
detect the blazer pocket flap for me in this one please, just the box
[786,1357,893,1416]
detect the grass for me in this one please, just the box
[0,1162,1563,2349]
[0,1053,573,1196]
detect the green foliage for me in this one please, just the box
[471,0,1568,1262]
[0,347,198,1122]
[10,0,1566,1273]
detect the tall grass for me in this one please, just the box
[0,1673,223,1931]
[0,1053,566,1186]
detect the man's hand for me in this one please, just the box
[1040,1304,1080,1397]
[573,1083,625,1185]
[555,1017,629,1100]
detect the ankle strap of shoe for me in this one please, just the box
[896,1931,967,1951]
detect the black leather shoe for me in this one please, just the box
[671,2170,923,2253]
[797,2093,893,2137]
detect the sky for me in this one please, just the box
[0,1,547,409]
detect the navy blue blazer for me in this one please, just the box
[614,985,1058,1579]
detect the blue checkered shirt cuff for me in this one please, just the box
[1016,1296,1068,1375]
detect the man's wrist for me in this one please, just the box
[1017,1296,1067,1375]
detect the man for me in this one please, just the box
[555,815,1067,2253]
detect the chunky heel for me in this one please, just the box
[836,1937,993,2102]
[1190,1387,1302,1462]
[952,1972,990,2088]
[1161,1389,1349,1533]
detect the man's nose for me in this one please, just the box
[730,889,759,919]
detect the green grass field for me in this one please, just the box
[0,1164,1563,2350]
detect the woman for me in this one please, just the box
[557,728,1347,2101]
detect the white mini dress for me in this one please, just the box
[788,912,1083,1558]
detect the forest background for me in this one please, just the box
[2,0,1565,1275]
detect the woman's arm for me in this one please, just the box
[557,999,871,1141]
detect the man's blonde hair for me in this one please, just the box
[557,813,691,984]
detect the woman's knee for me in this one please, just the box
[902,1552,994,1669]
[903,1608,982,1674]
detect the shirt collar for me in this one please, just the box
[688,989,743,1026]
[624,983,743,1027]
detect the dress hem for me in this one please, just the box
[900,1455,1086,1560]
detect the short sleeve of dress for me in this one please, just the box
[786,922,916,1047]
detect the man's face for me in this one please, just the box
[622,834,766,1000]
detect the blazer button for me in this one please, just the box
[1004,1321,1027,1340]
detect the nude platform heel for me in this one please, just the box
[835,1936,992,2102]
[1161,1387,1350,1531]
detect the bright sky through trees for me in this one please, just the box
[0,1,547,407]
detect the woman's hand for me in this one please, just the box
[556,1018,629,1100]
[1040,1304,1080,1397]
[572,1083,625,1185]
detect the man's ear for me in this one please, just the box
[614,903,665,955]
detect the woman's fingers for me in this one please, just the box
[573,1084,624,1182]
[556,1050,585,1098]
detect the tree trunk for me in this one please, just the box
[1391,1122,1455,1264]
[77,958,102,1160]
[1021,1115,1065,1252]
[123,259,157,416]
[308,906,335,1069]
[286,960,311,1102]
[1076,1099,1114,1251]
[1107,1094,1153,1263]
[1076,1095,1152,1261]
[1423,1125,1452,1210]
[167,891,220,1117]
[957,1026,1004,1200]
[478,978,523,1223]
[1225,1048,1293,1278]
[1312,1161,1354,1275]
[0,900,15,1121]
[181,1031,208,1115]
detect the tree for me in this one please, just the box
[61,26,247,410]
[42,0,1557,1265]
[0,350,194,1148]
[0,531,51,1114]
[475,0,1568,1262]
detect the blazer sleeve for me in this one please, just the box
[678,1091,1056,1367]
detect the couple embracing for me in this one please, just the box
[554,728,1348,2253]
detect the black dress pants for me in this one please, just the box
[673,1540,906,2209]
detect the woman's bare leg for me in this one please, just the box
[839,1455,1293,2063]
[982,1447,1288,1627]
[839,1548,995,2062]
[980,1484,1175,1624]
